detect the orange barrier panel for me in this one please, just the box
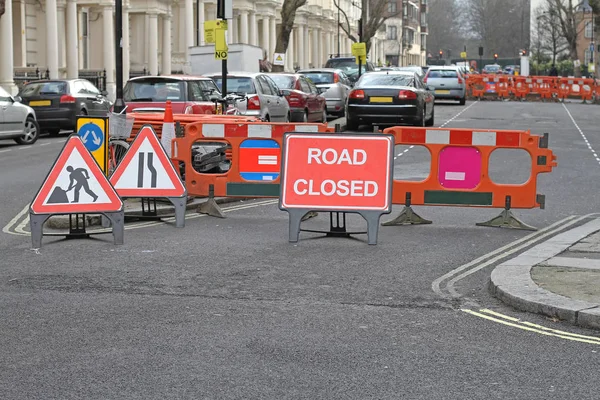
[171,121,335,199]
[381,126,557,229]
[557,78,594,102]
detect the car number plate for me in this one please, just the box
[29,100,51,106]
[435,90,450,94]
[370,97,393,103]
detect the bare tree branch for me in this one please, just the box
[0,0,5,18]
[272,0,308,71]
[333,0,357,42]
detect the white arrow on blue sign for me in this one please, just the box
[77,122,104,152]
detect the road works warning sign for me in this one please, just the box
[280,133,394,211]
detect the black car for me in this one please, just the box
[324,57,376,84]
[17,79,112,136]
[345,71,435,130]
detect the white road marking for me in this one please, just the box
[0,149,10,153]
[2,205,30,235]
[393,101,479,160]
[562,103,600,165]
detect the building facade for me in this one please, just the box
[0,0,424,99]
[380,0,427,67]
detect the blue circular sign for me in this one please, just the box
[78,122,104,152]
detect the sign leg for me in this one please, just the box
[287,210,305,243]
[168,196,187,228]
[105,211,125,245]
[360,211,384,245]
[29,213,50,249]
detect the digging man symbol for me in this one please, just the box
[66,166,98,203]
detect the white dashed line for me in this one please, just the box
[562,103,600,166]
[40,143,51,146]
[394,101,479,160]
[0,149,10,153]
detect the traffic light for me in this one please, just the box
[439,50,443,59]
[494,53,498,62]
[521,49,527,56]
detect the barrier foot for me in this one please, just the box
[30,213,50,249]
[476,209,537,231]
[196,184,225,219]
[168,196,187,228]
[104,211,125,245]
[381,206,432,226]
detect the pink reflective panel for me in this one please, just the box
[438,147,481,189]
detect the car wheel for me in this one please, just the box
[285,113,291,123]
[459,97,466,105]
[425,107,435,127]
[15,117,40,145]
[415,106,426,127]
[321,108,327,123]
[302,110,308,123]
[346,116,359,131]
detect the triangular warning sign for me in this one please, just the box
[110,124,186,198]
[31,135,123,214]
[276,55,283,61]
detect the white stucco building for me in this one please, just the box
[0,0,417,99]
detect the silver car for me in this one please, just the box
[207,72,291,122]
[297,68,352,117]
[423,66,467,105]
[0,86,40,145]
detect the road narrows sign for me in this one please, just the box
[109,124,186,198]
[279,132,394,245]
[30,135,123,215]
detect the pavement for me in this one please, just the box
[490,217,600,330]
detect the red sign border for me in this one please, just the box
[30,135,123,214]
[109,124,187,198]
[279,132,394,211]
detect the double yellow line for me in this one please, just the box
[462,308,600,345]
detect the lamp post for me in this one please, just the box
[113,0,125,113]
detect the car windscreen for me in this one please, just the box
[20,81,68,96]
[268,75,295,89]
[302,73,335,84]
[427,70,459,78]
[397,67,424,77]
[357,74,414,87]
[123,79,185,102]
[210,77,257,94]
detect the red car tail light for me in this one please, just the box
[60,95,76,104]
[247,95,261,110]
[457,76,464,84]
[333,73,340,83]
[423,73,429,83]
[287,92,304,105]
[349,89,365,99]
[398,90,417,100]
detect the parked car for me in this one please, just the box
[482,64,502,74]
[267,73,327,122]
[123,75,220,114]
[206,71,291,122]
[345,71,435,130]
[297,68,352,117]
[324,57,376,84]
[17,79,111,136]
[423,66,467,105]
[0,86,40,145]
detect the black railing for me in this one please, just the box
[79,69,107,91]
[13,68,49,90]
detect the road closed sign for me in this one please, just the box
[280,133,394,211]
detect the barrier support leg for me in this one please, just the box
[30,213,50,249]
[476,196,537,231]
[104,211,125,245]
[287,209,306,243]
[381,193,432,226]
[197,184,225,218]
[168,196,187,228]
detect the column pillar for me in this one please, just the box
[286,28,294,71]
[123,6,130,82]
[240,11,249,44]
[0,0,16,93]
[102,5,115,99]
[162,10,172,75]
[66,0,79,79]
[324,31,331,64]
[19,0,27,67]
[46,0,60,79]
[311,28,318,68]
[184,0,194,59]
[249,12,257,46]
[261,16,270,58]
[148,13,159,75]
[269,16,276,60]
[297,25,305,69]
[231,15,238,43]
[198,1,205,45]
[57,2,67,76]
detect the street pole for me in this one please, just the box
[113,0,125,113]
[196,0,200,46]
[217,0,228,98]
[337,6,340,57]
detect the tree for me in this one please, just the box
[464,0,530,58]
[0,0,5,18]
[426,0,466,57]
[334,0,401,54]
[272,0,308,72]
[533,4,568,64]
[546,0,584,76]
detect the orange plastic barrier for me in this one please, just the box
[171,121,335,198]
[557,78,594,102]
[381,127,557,227]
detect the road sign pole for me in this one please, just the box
[217,0,228,99]
[113,0,125,114]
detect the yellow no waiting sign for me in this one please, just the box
[205,20,228,60]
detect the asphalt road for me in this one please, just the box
[2,101,600,399]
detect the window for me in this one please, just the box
[123,78,185,101]
[357,74,413,87]
[387,1,397,13]
[268,75,296,89]
[585,49,591,64]
[72,81,87,94]
[84,81,101,95]
[299,78,311,93]
[387,26,397,40]
[585,21,593,38]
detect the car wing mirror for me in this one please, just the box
[101,90,109,96]
[12,95,22,103]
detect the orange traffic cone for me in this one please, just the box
[161,100,176,158]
